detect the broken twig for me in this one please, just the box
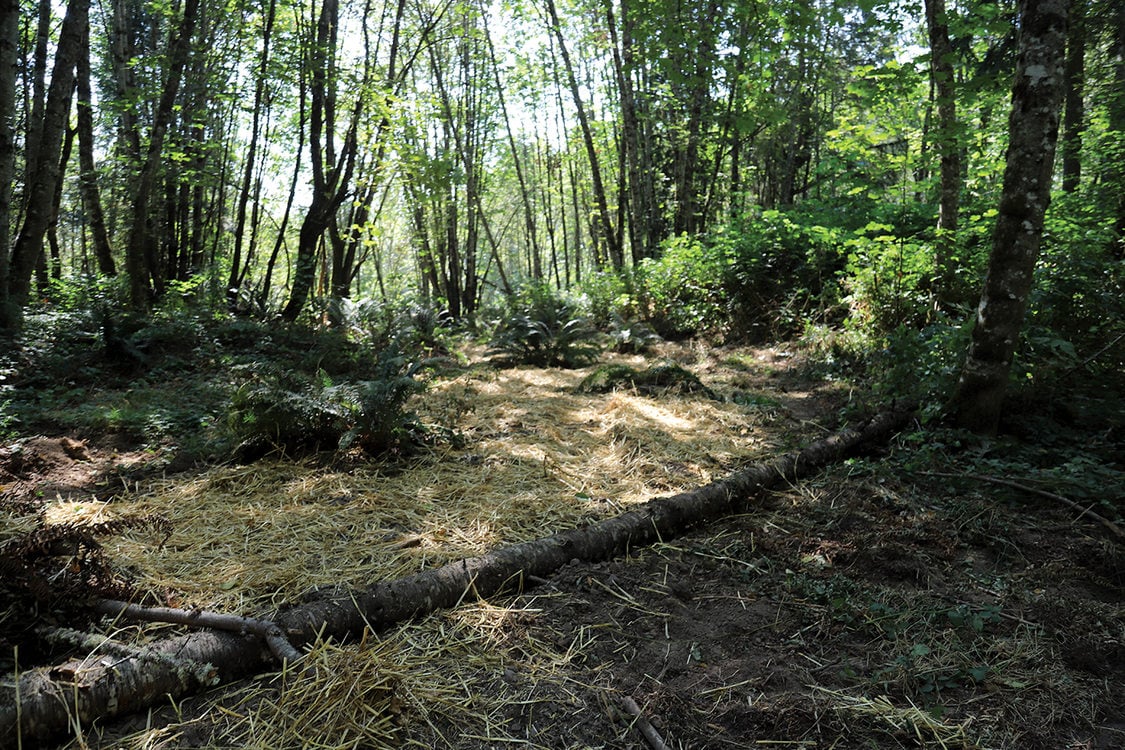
[920,471,1124,540]
[620,695,670,750]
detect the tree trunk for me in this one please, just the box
[0,0,18,328]
[228,0,276,305]
[7,0,86,310]
[1060,0,1084,193]
[76,23,115,276]
[483,1,542,283]
[948,0,1069,434]
[925,0,962,303]
[1111,0,1125,252]
[0,408,913,747]
[124,0,200,312]
[544,0,623,270]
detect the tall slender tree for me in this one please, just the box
[543,0,622,270]
[1060,0,1085,192]
[7,0,88,311]
[949,0,1069,434]
[123,0,200,310]
[925,0,962,302]
[0,0,17,328]
[76,24,115,276]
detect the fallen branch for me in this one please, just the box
[922,471,1124,540]
[1,407,914,748]
[92,599,304,665]
[620,695,670,750]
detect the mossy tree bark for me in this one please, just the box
[0,408,913,747]
[948,0,1069,434]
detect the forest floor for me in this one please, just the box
[2,336,1123,749]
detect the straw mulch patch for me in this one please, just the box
[93,351,798,615]
[9,343,1122,749]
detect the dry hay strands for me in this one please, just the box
[0,406,914,749]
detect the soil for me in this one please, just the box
[3,343,1123,749]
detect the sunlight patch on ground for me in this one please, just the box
[93,354,792,614]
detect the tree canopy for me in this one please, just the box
[0,0,1121,426]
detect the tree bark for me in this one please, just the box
[124,0,200,312]
[0,407,913,747]
[1111,0,1125,252]
[948,0,1069,434]
[228,0,276,305]
[7,0,87,309]
[76,23,115,276]
[925,0,962,303]
[0,0,18,328]
[544,0,623,270]
[1060,0,1084,193]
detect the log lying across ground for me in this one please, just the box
[1,407,914,748]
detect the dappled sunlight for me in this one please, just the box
[97,351,800,614]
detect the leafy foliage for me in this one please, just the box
[487,286,601,368]
[228,347,430,460]
[635,234,728,338]
[577,362,717,399]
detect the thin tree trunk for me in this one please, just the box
[1110,0,1125,251]
[544,0,622,270]
[7,0,87,309]
[124,0,200,312]
[229,0,276,304]
[76,24,115,276]
[925,0,961,302]
[948,0,1069,434]
[22,0,51,215]
[482,1,541,281]
[0,0,18,328]
[46,124,77,282]
[1060,0,1084,192]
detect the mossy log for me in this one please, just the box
[1,407,914,748]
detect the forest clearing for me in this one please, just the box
[1,323,1122,749]
[1,0,1124,745]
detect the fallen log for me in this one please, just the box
[0,407,914,748]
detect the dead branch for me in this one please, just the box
[92,599,304,665]
[922,471,1124,540]
[620,695,670,750]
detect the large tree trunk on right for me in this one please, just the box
[948,0,1069,434]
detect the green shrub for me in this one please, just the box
[636,234,728,338]
[228,347,428,460]
[579,270,635,329]
[723,210,844,340]
[840,223,934,334]
[487,285,601,368]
